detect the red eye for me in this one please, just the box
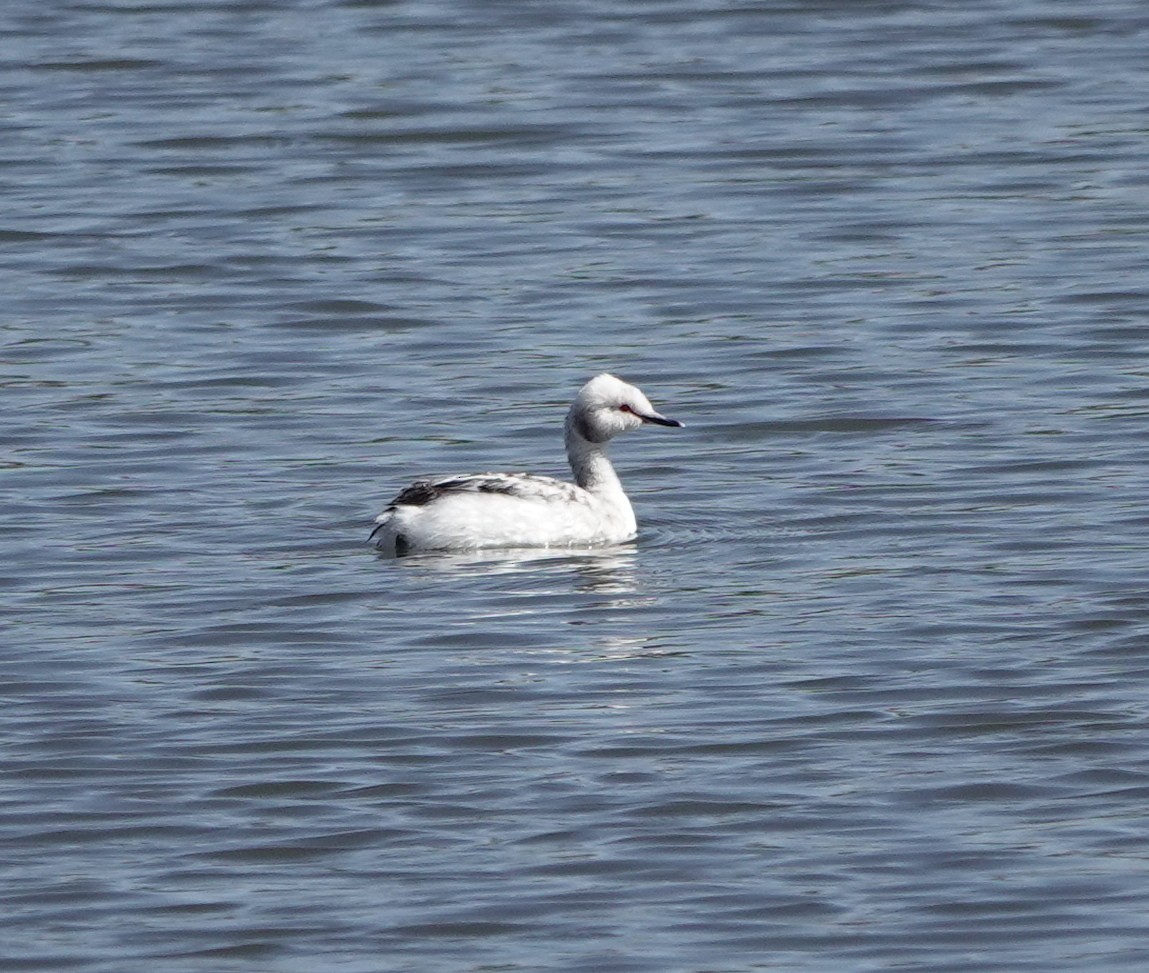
[619,403,634,413]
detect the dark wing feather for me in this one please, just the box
[385,473,583,509]
[389,479,442,507]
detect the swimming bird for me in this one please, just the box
[370,373,683,555]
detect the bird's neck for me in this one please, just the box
[565,427,623,494]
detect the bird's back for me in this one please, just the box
[371,472,634,555]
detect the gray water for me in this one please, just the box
[5,1,1149,970]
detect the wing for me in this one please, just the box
[385,472,585,509]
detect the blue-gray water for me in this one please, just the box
[5,1,1149,970]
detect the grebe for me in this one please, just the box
[370,373,682,555]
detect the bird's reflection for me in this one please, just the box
[380,544,686,661]
[390,543,643,595]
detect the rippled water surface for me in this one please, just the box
[6,1,1149,970]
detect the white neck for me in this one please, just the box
[564,413,637,538]
[565,421,623,494]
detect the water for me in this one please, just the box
[5,0,1149,970]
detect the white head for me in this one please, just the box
[566,373,683,445]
